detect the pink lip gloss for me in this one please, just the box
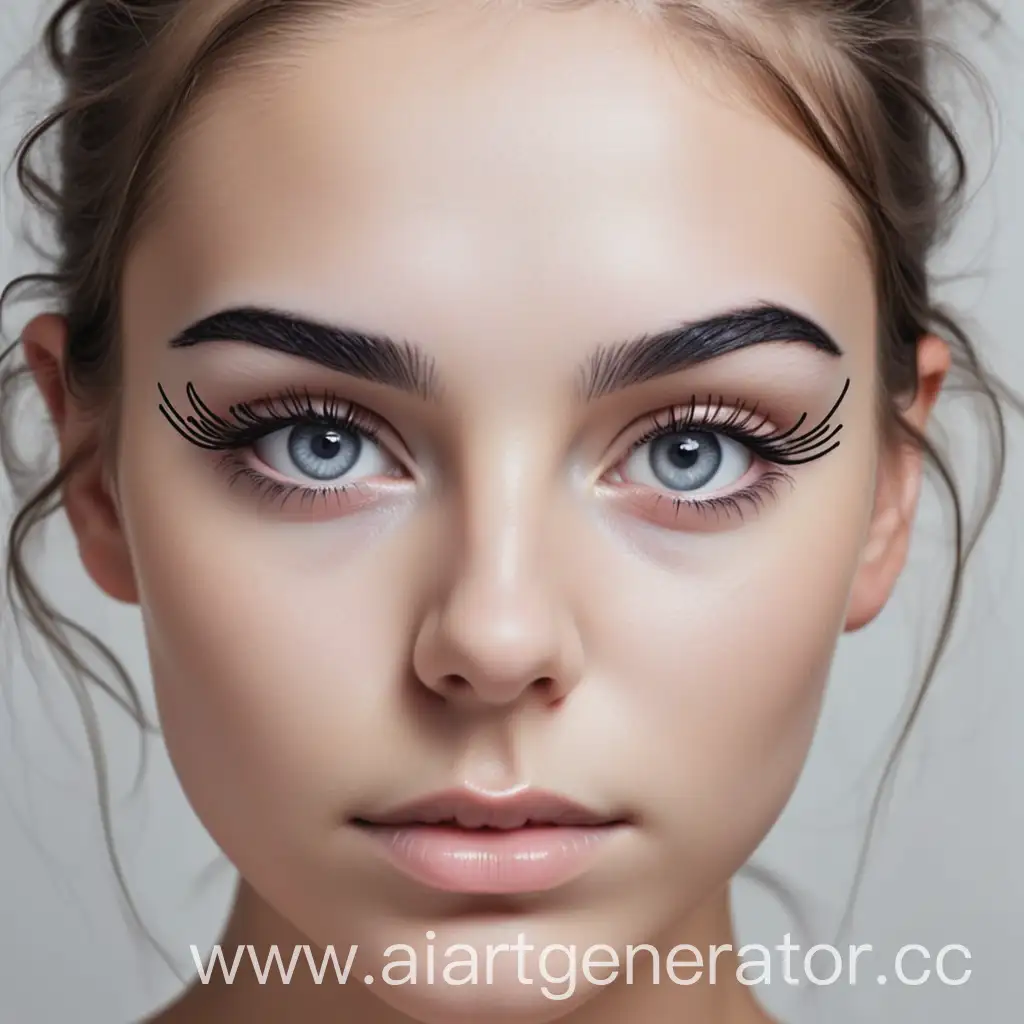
[359,823,625,894]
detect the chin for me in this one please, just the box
[369,980,596,1024]
[349,915,626,1024]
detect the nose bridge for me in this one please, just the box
[451,436,562,652]
[460,435,548,589]
[413,429,583,706]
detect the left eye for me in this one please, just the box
[251,423,392,484]
[619,430,753,495]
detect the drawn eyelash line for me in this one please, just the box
[157,382,374,451]
[634,377,850,467]
[158,376,850,471]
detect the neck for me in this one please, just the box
[159,880,775,1024]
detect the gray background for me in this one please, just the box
[1,1,1021,1022]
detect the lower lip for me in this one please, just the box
[356,823,625,894]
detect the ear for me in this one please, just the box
[844,335,950,632]
[21,314,138,605]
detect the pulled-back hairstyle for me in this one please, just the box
[0,0,1019,937]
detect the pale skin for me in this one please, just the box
[21,2,948,1023]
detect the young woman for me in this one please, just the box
[0,0,1017,1022]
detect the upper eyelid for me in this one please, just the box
[626,380,851,448]
[163,380,844,464]
[611,398,779,453]
[287,392,778,467]
[614,380,849,464]
[159,382,401,459]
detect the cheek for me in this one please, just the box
[120,452,422,857]
[576,467,872,871]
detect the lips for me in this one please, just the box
[351,788,627,831]
[351,788,632,894]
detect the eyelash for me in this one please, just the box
[158,382,391,511]
[618,378,848,520]
[157,378,849,519]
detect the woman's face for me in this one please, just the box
[104,1,895,1019]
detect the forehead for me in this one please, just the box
[129,2,874,377]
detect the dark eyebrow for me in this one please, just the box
[169,301,840,404]
[168,306,441,402]
[579,302,843,401]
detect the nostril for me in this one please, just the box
[533,676,566,704]
[420,668,570,709]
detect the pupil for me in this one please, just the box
[666,437,701,469]
[311,431,343,460]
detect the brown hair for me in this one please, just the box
[0,0,1019,937]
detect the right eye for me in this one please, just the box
[615,428,755,497]
[251,422,396,485]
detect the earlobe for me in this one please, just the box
[844,335,951,632]
[21,314,139,606]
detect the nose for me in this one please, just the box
[412,483,584,709]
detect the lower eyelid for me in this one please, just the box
[240,447,406,489]
[598,467,791,528]
[217,452,415,518]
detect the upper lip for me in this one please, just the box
[352,788,628,830]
